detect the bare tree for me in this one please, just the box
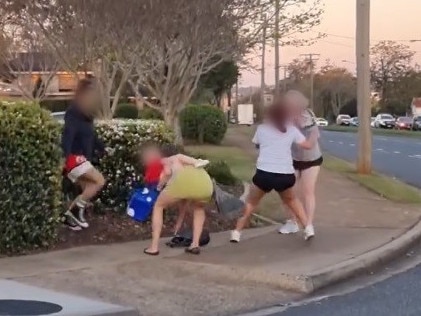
[1,0,150,117]
[129,0,264,143]
[0,21,59,101]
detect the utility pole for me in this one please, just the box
[274,0,280,97]
[300,53,320,110]
[356,0,372,174]
[279,65,288,92]
[260,14,267,111]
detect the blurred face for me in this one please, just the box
[283,97,305,124]
[142,147,162,165]
[77,89,99,113]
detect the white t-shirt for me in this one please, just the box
[252,123,306,174]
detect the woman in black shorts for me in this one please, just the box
[279,90,322,235]
[230,101,318,242]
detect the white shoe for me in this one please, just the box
[278,220,299,234]
[304,225,315,241]
[230,230,241,243]
[195,159,210,168]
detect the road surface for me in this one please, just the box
[237,130,421,316]
[320,130,421,188]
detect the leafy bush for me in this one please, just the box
[95,119,174,211]
[0,102,62,254]
[205,160,238,185]
[179,105,227,144]
[138,107,163,120]
[114,103,139,119]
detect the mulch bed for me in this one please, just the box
[49,183,266,252]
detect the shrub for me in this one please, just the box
[179,105,227,144]
[205,160,238,185]
[95,119,174,211]
[138,107,163,120]
[0,102,62,254]
[114,103,139,119]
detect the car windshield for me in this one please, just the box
[380,114,393,120]
[398,117,412,123]
[415,116,421,122]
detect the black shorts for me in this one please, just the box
[293,156,323,171]
[252,169,296,193]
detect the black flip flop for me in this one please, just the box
[185,247,201,255]
[143,248,160,256]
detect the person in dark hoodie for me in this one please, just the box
[61,78,106,230]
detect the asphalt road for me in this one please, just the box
[254,263,421,316]
[238,130,421,316]
[320,130,421,188]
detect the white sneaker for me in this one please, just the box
[304,225,315,241]
[278,220,299,234]
[230,230,241,243]
[195,159,210,168]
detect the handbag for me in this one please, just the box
[212,180,245,220]
[126,186,159,222]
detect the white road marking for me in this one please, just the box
[375,148,384,151]
[393,151,401,154]
[339,141,343,145]
[350,143,355,146]
[409,154,421,159]
[329,140,334,143]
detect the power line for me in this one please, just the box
[313,31,421,43]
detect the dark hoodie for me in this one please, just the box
[61,103,105,160]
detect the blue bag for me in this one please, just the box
[126,186,159,222]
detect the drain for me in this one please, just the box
[0,299,63,315]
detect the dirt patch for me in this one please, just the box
[32,183,264,254]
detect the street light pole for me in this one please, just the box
[356,0,372,174]
[274,0,280,97]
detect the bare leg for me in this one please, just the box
[75,168,105,205]
[189,202,206,249]
[145,192,179,254]
[300,166,320,225]
[174,201,188,234]
[235,184,266,232]
[279,188,308,228]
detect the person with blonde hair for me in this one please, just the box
[278,90,322,236]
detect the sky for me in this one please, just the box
[240,0,421,87]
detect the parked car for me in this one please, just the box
[374,113,395,129]
[413,116,421,131]
[349,117,359,126]
[370,117,376,127]
[395,116,413,130]
[315,117,328,127]
[336,114,351,126]
[51,111,65,122]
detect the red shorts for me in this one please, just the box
[64,155,93,183]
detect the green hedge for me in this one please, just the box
[179,105,227,144]
[114,103,139,119]
[95,119,174,210]
[139,107,163,120]
[0,102,62,254]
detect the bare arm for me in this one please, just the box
[297,127,319,149]
[169,154,201,166]
[157,165,172,191]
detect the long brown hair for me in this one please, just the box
[266,99,289,133]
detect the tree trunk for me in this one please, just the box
[164,109,183,145]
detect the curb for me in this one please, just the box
[305,216,421,293]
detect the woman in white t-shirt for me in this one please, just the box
[230,102,318,242]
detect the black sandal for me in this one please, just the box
[143,248,160,256]
[185,247,201,255]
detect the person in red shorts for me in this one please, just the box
[61,78,107,230]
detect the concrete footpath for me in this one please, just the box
[1,169,421,316]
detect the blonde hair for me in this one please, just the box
[284,90,309,109]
